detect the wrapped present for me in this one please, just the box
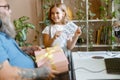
[35,46,69,74]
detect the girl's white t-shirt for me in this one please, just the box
[42,24,67,48]
[42,22,78,57]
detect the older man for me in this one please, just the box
[0,0,57,80]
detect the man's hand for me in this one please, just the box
[0,60,58,80]
[22,46,41,56]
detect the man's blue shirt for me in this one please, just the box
[0,32,35,68]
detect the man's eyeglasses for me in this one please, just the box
[0,4,10,10]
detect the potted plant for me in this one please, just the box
[14,16,35,47]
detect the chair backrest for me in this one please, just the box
[0,19,2,27]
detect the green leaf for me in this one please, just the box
[19,16,29,21]
[115,0,120,4]
[112,11,116,18]
[25,23,35,29]
[21,28,27,41]
[14,20,22,29]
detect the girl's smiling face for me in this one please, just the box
[50,7,65,24]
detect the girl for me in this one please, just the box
[42,3,82,56]
[42,3,82,80]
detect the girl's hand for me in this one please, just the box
[75,27,82,37]
[54,31,62,39]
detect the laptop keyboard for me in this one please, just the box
[104,58,120,74]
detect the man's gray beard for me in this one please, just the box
[0,18,16,38]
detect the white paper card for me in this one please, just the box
[63,21,78,36]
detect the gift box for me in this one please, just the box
[35,46,69,74]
